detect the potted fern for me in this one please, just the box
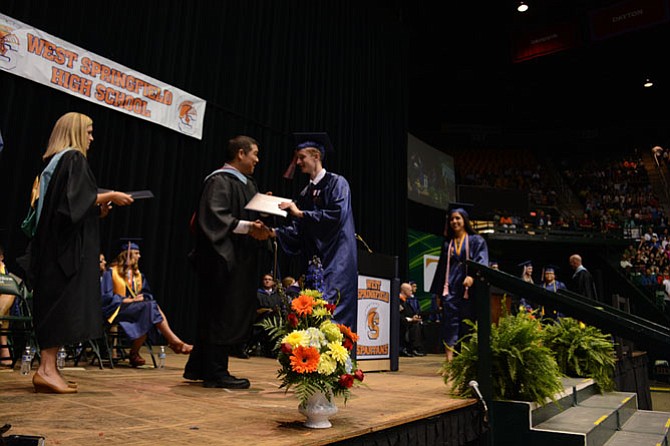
[440,311,565,406]
[541,317,616,392]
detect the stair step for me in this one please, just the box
[534,405,619,434]
[603,430,668,446]
[579,392,638,427]
[622,410,670,433]
[534,392,638,446]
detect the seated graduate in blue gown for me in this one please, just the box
[271,133,358,329]
[100,239,192,367]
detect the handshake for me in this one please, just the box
[249,220,275,241]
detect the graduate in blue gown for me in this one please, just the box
[272,133,358,329]
[101,240,192,367]
[430,203,488,361]
[540,265,567,321]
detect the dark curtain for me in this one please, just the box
[0,0,408,340]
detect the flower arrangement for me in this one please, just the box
[261,287,364,406]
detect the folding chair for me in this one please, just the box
[100,320,157,368]
[0,273,38,368]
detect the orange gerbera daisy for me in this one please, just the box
[337,323,359,343]
[292,294,315,316]
[290,345,320,374]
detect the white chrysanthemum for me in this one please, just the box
[344,356,353,374]
[320,321,343,342]
[305,327,326,348]
[317,353,337,375]
[328,342,349,364]
[282,330,309,348]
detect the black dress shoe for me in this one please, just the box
[412,349,427,357]
[183,370,203,381]
[203,375,251,389]
[399,348,414,357]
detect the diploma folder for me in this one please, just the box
[244,193,291,218]
[98,189,154,200]
[128,190,154,200]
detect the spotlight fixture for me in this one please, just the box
[644,78,653,88]
[517,2,529,12]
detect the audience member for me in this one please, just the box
[247,273,283,357]
[0,245,20,367]
[399,282,425,357]
[281,275,301,300]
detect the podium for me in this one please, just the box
[355,250,399,372]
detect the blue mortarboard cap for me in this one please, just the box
[119,237,142,252]
[518,260,533,268]
[543,264,559,274]
[293,132,335,158]
[446,202,474,219]
[284,132,335,180]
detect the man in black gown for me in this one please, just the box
[568,254,598,301]
[183,135,269,389]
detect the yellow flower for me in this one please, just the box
[328,342,349,364]
[320,321,343,342]
[317,353,337,375]
[301,289,322,299]
[312,306,330,318]
[282,330,309,348]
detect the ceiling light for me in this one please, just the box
[517,2,529,12]
[644,78,653,88]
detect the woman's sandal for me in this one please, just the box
[128,351,146,367]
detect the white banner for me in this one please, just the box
[0,13,206,139]
[356,275,391,360]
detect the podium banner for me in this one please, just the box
[0,13,206,139]
[356,275,391,360]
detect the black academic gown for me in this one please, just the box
[190,171,264,345]
[29,150,102,349]
[570,268,598,301]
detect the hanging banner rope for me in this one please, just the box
[0,13,206,140]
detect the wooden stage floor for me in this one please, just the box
[0,351,476,446]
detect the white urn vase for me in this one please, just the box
[298,390,338,428]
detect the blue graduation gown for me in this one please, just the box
[429,234,489,346]
[100,269,163,341]
[275,172,358,328]
[542,280,567,320]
